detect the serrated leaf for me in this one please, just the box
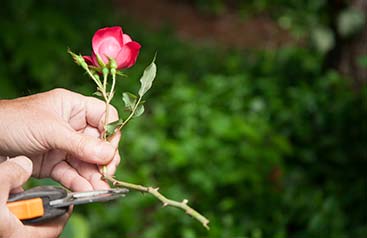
[134,104,145,118]
[105,119,123,137]
[138,55,157,97]
[122,92,137,111]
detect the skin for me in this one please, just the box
[0,88,121,237]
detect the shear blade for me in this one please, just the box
[50,188,128,207]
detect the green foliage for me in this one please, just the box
[337,7,366,38]
[189,0,366,55]
[1,1,366,238]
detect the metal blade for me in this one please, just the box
[49,188,128,207]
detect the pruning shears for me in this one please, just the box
[6,186,128,224]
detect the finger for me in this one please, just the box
[79,126,120,176]
[106,152,121,176]
[0,156,7,163]
[84,96,119,131]
[83,125,121,150]
[51,125,116,165]
[83,125,100,138]
[0,156,32,203]
[108,130,121,149]
[50,161,93,191]
[10,187,24,194]
[67,159,110,190]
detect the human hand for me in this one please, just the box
[0,89,121,191]
[0,156,71,238]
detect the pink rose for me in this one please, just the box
[83,26,141,70]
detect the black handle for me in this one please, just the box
[8,186,69,224]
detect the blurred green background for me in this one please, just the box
[0,0,366,237]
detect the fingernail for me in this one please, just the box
[94,142,115,163]
[12,156,33,174]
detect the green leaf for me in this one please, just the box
[116,71,127,77]
[122,92,138,111]
[105,119,123,137]
[134,104,145,118]
[138,55,157,97]
[93,91,103,97]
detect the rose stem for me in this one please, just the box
[117,96,142,131]
[99,67,210,230]
[101,68,117,173]
[101,68,110,139]
[104,175,210,230]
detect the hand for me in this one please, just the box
[0,156,71,238]
[0,89,121,191]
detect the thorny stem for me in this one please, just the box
[118,96,142,131]
[84,63,210,230]
[109,71,117,102]
[102,68,117,136]
[85,67,103,91]
[102,69,110,139]
[103,69,108,92]
[104,175,210,230]
[101,69,117,174]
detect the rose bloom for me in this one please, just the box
[83,26,141,70]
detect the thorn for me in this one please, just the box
[162,202,168,207]
[154,187,159,192]
[182,199,188,205]
[204,220,210,230]
[204,223,210,230]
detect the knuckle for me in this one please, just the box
[50,88,68,96]
[2,161,22,180]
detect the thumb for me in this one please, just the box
[0,156,32,201]
[52,126,116,165]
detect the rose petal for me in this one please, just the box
[115,41,141,69]
[123,34,132,44]
[92,26,124,56]
[91,51,100,67]
[98,39,121,63]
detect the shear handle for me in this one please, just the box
[8,186,69,224]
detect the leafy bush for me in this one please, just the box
[0,1,366,238]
